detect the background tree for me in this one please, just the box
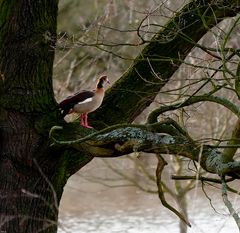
[0,0,240,233]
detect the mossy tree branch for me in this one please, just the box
[50,119,240,178]
[222,119,240,162]
[91,0,240,128]
[50,117,240,226]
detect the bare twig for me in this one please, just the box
[156,154,191,227]
[171,175,235,183]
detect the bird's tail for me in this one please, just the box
[59,101,74,117]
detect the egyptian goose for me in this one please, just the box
[59,75,110,128]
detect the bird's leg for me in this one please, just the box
[84,114,93,128]
[80,114,85,126]
[79,113,93,128]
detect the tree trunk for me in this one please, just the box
[0,1,62,232]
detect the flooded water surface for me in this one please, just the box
[58,171,238,233]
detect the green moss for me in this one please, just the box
[34,111,61,136]
[0,0,15,47]
[0,1,58,113]
[52,152,68,196]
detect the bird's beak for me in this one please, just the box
[106,78,110,85]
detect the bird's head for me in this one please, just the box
[97,75,110,89]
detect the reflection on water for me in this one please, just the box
[58,172,238,233]
[59,211,178,233]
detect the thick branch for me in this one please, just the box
[91,0,239,127]
[222,119,240,162]
[50,120,240,178]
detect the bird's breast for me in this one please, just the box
[73,92,104,113]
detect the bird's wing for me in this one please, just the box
[59,90,94,108]
[59,90,95,116]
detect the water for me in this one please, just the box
[58,173,239,233]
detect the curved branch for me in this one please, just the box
[156,154,191,227]
[147,94,240,124]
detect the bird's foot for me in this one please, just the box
[80,123,93,129]
[85,125,93,129]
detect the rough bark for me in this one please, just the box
[0,1,62,232]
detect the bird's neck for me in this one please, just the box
[95,87,104,94]
[97,79,104,89]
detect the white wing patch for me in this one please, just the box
[77,97,93,105]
